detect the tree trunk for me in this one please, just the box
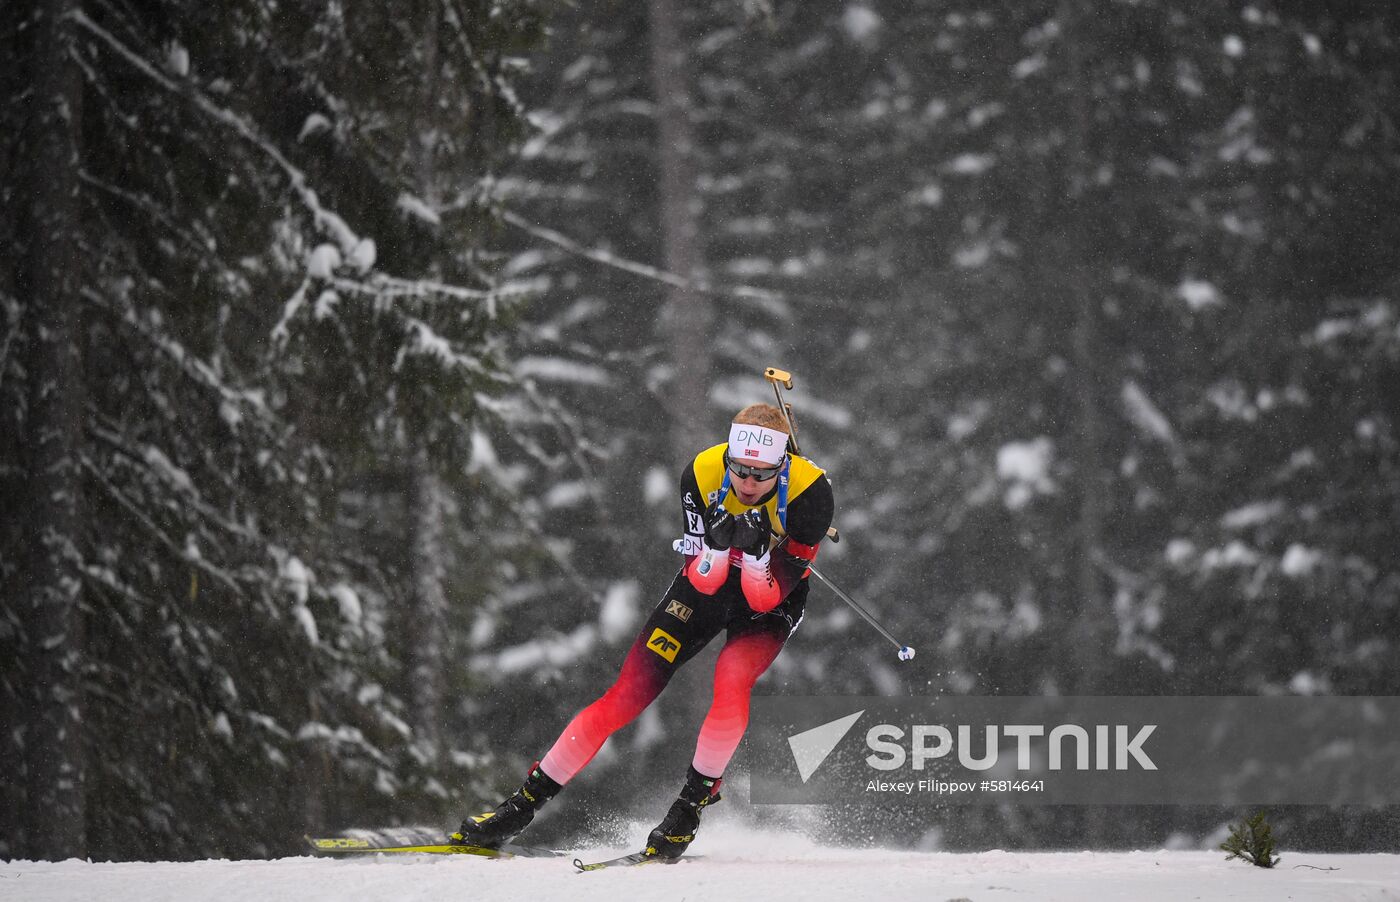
[1058,0,1107,696]
[0,672,21,858]
[1058,0,1109,849]
[647,0,714,463]
[404,5,447,760]
[407,444,447,756]
[302,692,329,831]
[20,0,87,860]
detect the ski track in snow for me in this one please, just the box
[5,828,1400,902]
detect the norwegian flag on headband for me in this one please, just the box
[728,422,787,466]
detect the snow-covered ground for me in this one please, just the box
[6,826,1399,902]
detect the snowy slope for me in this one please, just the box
[6,826,1399,902]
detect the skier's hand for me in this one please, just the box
[731,508,772,558]
[704,502,737,550]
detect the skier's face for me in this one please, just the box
[728,461,780,505]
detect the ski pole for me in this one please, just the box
[806,563,916,662]
[761,366,904,656]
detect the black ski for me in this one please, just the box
[305,828,563,859]
[573,850,694,871]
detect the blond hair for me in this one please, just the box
[733,403,790,434]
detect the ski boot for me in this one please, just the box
[644,766,723,859]
[450,761,562,849]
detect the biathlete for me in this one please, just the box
[450,401,835,858]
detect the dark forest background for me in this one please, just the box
[3,0,1398,860]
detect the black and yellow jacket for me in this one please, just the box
[677,442,834,612]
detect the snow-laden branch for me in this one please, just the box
[270,281,310,349]
[71,8,361,254]
[515,377,606,491]
[81,286,273,429]
[79,170,220,263]
[328,273,548,314]
[500,209,787,304]
[393,316,496,378]
[87,419,261,545]
[78,453,245,597]
[72,11,549,336]
[440,0,525,120]
[502,210,685,288]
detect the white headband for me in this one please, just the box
[728,423,788,466]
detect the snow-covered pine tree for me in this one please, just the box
[0,0,574,860]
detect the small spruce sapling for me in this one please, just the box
[1220,811,1281,868]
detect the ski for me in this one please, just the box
[572,850,691,871]
[305,828,563,859]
